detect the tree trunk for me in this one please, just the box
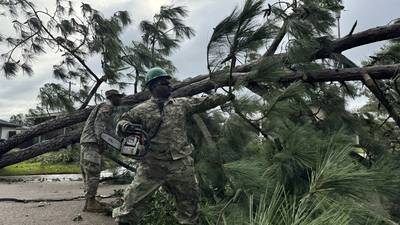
[0,129,82,168]
[79,79,105,110]
[315,23,400,59]
[263,20,288,57]
[2,63,399,166]
[192,114,216,147]
[0,107,92,155]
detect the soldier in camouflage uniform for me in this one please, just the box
[80,89,123,213]
[113,67,232,225]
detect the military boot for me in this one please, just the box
[83,198,106,213]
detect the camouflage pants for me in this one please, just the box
[80,143,102,199]
[112,156,199,225]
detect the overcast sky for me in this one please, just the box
[0,0,399,120]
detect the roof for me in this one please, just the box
[0,119,21,128]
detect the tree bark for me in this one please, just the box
[0,129,82,168]
[279,64,400,83]
[315,23,400,59]
[0,108,92,155]
[263,20,288,57]
[192,114,216,147]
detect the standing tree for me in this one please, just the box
[0,0,131,110]
[121,5,195,93]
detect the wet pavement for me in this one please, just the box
[0,179,126,225]
[0,171,114,182]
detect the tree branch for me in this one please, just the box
[361,71,400,128]
[78,77,106,110]
[315,23,400,59]
[24,0,101,82]
[263,19,288,57]
[1,63,400,157]
[1,22,400,159]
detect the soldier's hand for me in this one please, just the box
[125,124,143,135]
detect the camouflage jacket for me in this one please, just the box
[80,103,115,145]
[117,94,230,160]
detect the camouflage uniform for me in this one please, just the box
[80,103,115,199]
[113,95,229,225]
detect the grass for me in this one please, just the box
[0,162,81,176]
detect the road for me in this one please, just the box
[0,180,126,225]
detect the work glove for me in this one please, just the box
[125,123,144,136]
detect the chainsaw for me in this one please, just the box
[101,129,149,159]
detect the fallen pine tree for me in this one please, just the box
[1,22,400,156]
[0,62,399,168]
[0,5,400,168]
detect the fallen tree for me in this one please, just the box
[1,23,400,156]
[0,63,399,168]
[0,20,400,168]
[0,129,82,168]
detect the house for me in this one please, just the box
[0,119,24,141]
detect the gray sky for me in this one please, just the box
[0,0,399,120]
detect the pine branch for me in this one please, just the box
[361,71,400,128]
[78,76,106,109]
[263,19,288,57]
[24,0,101,82]
[316,23,400,58]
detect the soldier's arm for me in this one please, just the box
[94,104,113,142]
[186,94,233,115]
[116,108,141,137]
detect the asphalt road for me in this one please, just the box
[0,180,126,225]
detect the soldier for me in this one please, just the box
[112,67,232,225]
[80,89,123,212]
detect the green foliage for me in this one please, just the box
[9,113,25,126]
[207,0,276,73]
[1,1,400,225]
[140,5,194,56]
[1,0,131,109]
[139,190,180,225]
[37,83,76,113]
[0,162,80,176]
[30,144,80,164]
[122,4,194,93]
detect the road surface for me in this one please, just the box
[0,179,126,225]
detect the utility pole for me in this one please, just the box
[336,10,341,38]
[68,81,76,101]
